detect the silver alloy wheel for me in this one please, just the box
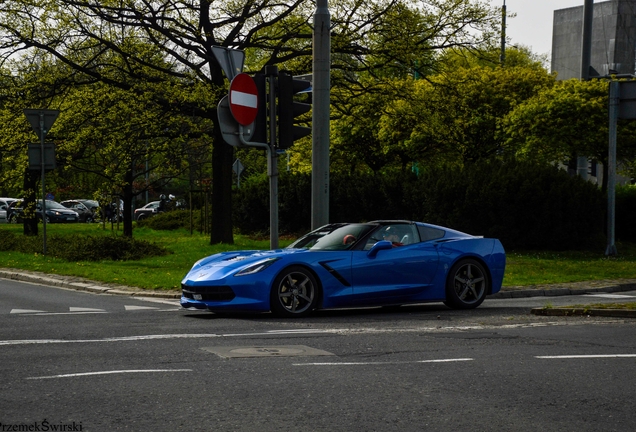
[276,270,316,315]
[451,261,486,305]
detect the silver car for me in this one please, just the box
[0,198,18,223]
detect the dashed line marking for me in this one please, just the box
[536,354,636,359]
[293,358,474,366]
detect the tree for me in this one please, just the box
[503,78,636,191]
[0,0,501,242]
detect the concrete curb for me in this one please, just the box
[489,282,636,299]
[531,307,636,318]
[0,269,181,299]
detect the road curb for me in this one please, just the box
[531,307,636,318]
[489,282,636,299]
[1,267,635,303]
[0,269,181,299]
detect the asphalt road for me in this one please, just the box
[1,278,635,431]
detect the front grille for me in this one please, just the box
[182,284,235,301]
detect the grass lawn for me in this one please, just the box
[0,223,635,291]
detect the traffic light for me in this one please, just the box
[251,72,268,144]
[277,71,311,149]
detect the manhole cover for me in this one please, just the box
[202,345,334,358]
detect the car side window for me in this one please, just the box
[363,224,419,250]
[417,225,445,242]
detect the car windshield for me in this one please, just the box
[292,224,374,251]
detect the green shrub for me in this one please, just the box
[1,232,170,261]
[137,210,199,231]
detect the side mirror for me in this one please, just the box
[367,240,393,258]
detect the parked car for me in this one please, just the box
[61,200,98,223]
[181,220,506,317]
[134,201,161,221]
[0,198,18,223]
[8,199,79,223]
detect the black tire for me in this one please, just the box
[270,266,319,318]
[85,216,94,223]
[444,259,489,309]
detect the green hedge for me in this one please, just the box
[0,230,169,261]
[233,160,608,250]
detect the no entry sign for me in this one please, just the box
[229,73,259,126]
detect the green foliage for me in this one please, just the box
[137,210,201,231]
[420,160,605,250]
[0,230,169,261]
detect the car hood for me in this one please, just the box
[183,248,307,283]
[45,208,77,214]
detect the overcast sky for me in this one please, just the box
[493,0,590,56]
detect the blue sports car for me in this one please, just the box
[180,221,506,317]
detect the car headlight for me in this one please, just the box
[234,258,279,277]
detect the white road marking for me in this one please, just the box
[0,321,624,347]
[536,354,636,359]
[10,309,47,314]
[293,358,474,366]
[124,305,160,311]
[583,294,636,299]
[32,312,109,316]
[26,369,192,380]
[69,307,106,312]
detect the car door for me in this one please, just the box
[0,201,7,222]
[350,230,439,306]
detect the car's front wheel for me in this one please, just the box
[270,266,319,318]
[444,259,489,309]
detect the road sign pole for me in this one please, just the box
[39,113,47,255]
[24,109,59,256]
[606,81,619,256]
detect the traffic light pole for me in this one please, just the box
[266,65,279,249]
[238,66,280,249]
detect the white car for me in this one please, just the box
[0,198,18,223]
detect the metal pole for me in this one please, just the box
[265,65,279,249]
[500,0,506,67]
[39,113,47,255]
[581,0,593,80]
[312,0,331,229]
[606,81,618,256]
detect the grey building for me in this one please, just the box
[552,0,636,80]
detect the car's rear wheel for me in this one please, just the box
[444,259,488,309]
[270,266,319,318]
